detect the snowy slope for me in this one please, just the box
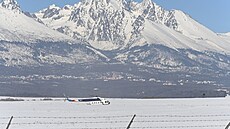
[138,20,228,52]
[226,32,230,36]
[0,2,74,43]
[218,32,230,44]
[172,10,230,52]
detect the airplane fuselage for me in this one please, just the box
[66,97,110,105]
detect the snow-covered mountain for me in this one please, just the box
[34,0,230,53]
[0,0,230,97]
[0,0,20,11]
[0,0,74,43]
[32,0,230,88]
[34,0,182,50]
[31,0,230,76]
[1,0,229,73]
[0,0,108,66]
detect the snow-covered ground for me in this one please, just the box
[0,97,230,129]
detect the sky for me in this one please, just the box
[16,0,230,33]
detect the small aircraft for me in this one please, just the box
[64,95,110,105]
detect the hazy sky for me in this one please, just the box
[16,0,230,33]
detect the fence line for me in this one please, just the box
[138,114,230,118]
[131,125,225,128]
[1,114,229,129]
[134,119,230,122]
[0,117,11,119]
[0,121,129,125]
[46,127,126,129]
[2,114,230,119]
[1,119,229,125]
[12,115,133,119]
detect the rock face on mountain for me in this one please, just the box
[0,0,20,11]
[35,0,180,50]
[0,0,229,97]
[34,0,230,53]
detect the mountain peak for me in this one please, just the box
[80,0,110,8]
[0,0,20,11]
[48,4,60,9]
[38,4,61,19]
[81,0,109,4]
[63,5,73,10]
[141,0,153,6]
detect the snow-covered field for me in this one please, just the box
[1,97,230,129]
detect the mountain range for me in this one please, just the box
[34,0,230,52]
[0,0,229,97]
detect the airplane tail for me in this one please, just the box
[63,94,77,102]
[63,94,68,102]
